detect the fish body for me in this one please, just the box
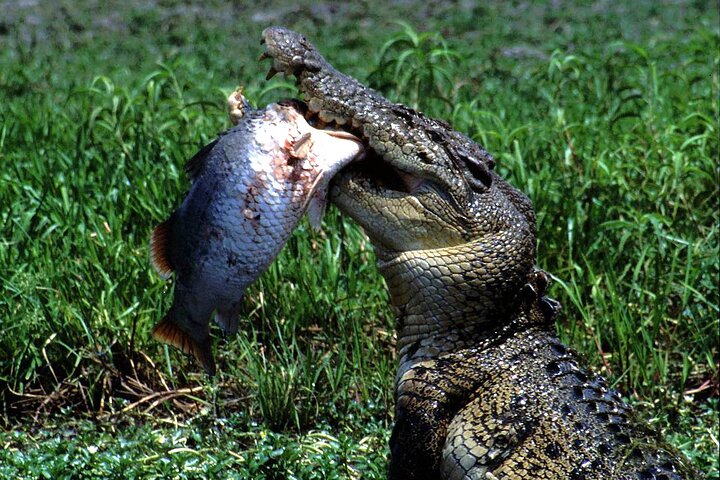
[151,99,362,374]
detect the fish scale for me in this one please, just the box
[150,94,362,374]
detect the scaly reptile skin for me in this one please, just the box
[260,27,700,479]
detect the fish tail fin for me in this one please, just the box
[150,215,175,279]
[152,314,216,375]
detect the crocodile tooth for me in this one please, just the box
[266,67,279,80]
[351,117,362,129]
[318,110,334,123]
[308,98,323,113]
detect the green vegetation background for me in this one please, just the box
[1,1,717,478]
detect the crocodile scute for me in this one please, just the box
[260,27,702,479]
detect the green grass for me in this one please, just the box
[1,1,718,478]
[0,412,390,479]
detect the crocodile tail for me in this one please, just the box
[150,214,175,279]
[152,313,215,375]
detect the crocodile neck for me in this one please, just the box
[376,233,536,361]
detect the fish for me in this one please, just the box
[150,91,363,375]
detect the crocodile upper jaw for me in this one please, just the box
[260,26,495,253]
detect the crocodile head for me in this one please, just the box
[261,27,539,354]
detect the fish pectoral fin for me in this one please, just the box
[152,317,216,375]
[306,192,327,231]
[150,215,176,279]
[214,303,242,336]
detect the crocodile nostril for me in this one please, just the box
[457,151,493,190]
[467,160,493,190]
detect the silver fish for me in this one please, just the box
[150,93,363,374]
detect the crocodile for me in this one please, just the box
[259,27,701,479]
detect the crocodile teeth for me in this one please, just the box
[318,110,334,123]
[308,98,323,113]
[321,110,351,127]
[266,67,279,80]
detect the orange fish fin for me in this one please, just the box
[185,137,220,180]
[152,316,216,375]
[150,216,175,279]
